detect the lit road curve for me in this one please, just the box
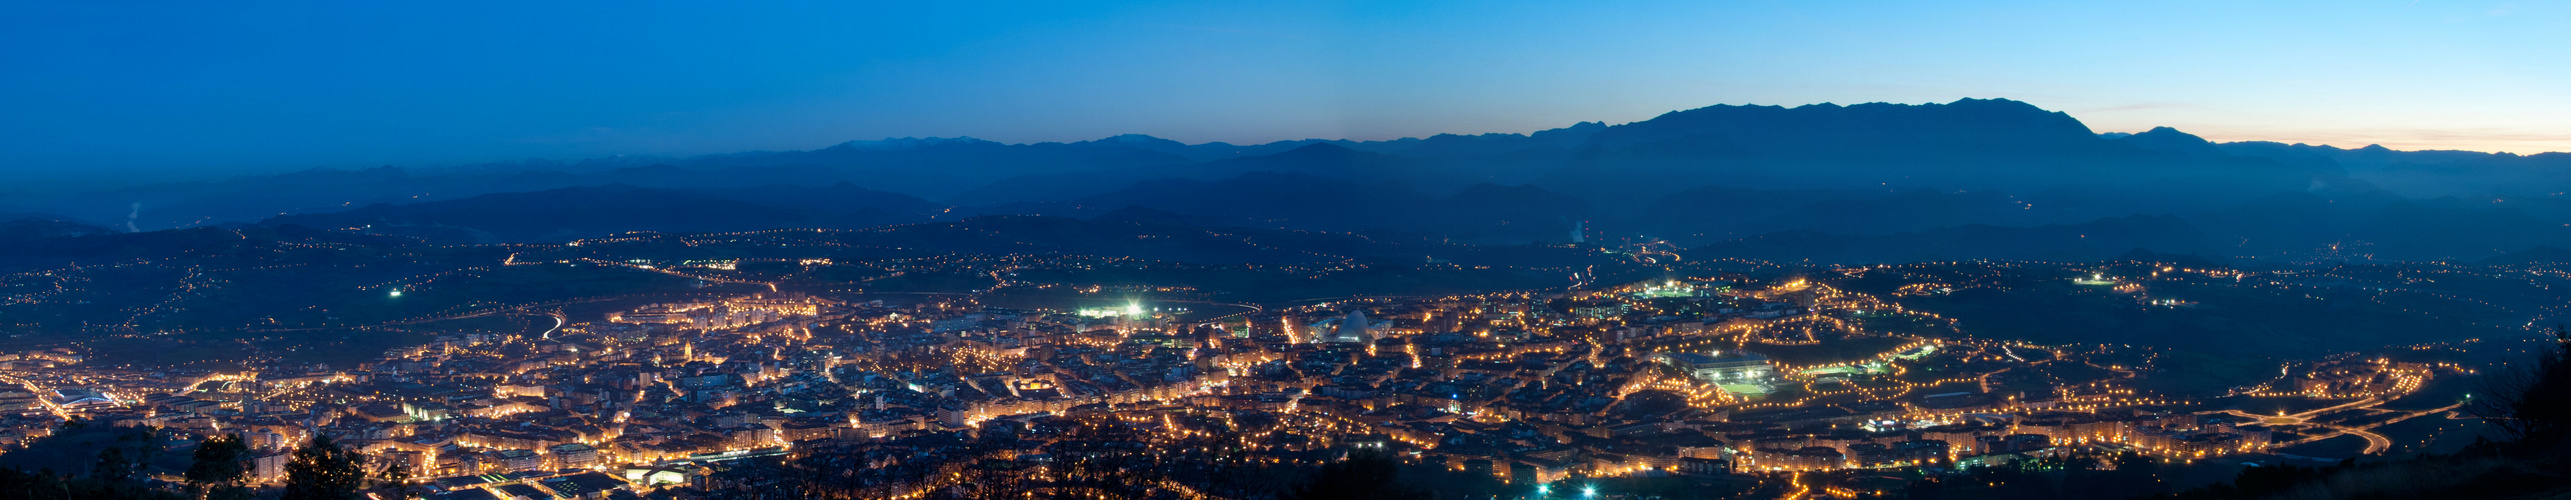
[239,293,693,333]
[2215,396,2384,424]
[539,310,566,339]
[2343,401,2470,454]
[2222,398,2469,455]
[578,257,779,292]
[2308,424,2395,456]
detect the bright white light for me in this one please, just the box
[1583,486,1597,497]
[388,289,403,298]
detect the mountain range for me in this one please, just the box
[6,98,2569,263]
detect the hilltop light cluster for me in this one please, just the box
[0,264,2483,498]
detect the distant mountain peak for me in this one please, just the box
[1587,97,2103,157]
[1945,96,2041,108]
[1097,134,1177,144]
[607,164,692,175]
[1276,142,1361,157]
[1069,134,1194,152]
[828,136,1000,150]
[2109,126,2228,162]
[2124,126,2215,147]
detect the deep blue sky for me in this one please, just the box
[5,1,2566,178]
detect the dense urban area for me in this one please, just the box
[18,1,2571,496]
[1,226,2550,499]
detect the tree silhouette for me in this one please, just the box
[1289,450,1425,500]
[185,434,252,500]
[91,447,134,482]
[2473,324,2571,449]
[281,436,367,500]
[377,460,415,499]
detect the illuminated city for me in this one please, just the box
[0,239,2542,498]
[6,2,2571,498]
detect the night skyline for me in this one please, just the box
[6,4,2571,499]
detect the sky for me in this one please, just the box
[4,0,2567,178]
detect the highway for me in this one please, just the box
[0,373,71,419]
[539,311,566,339]
[578,257,779,292]
[2223,398,2469,455]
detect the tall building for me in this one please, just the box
[252,450,291,482]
